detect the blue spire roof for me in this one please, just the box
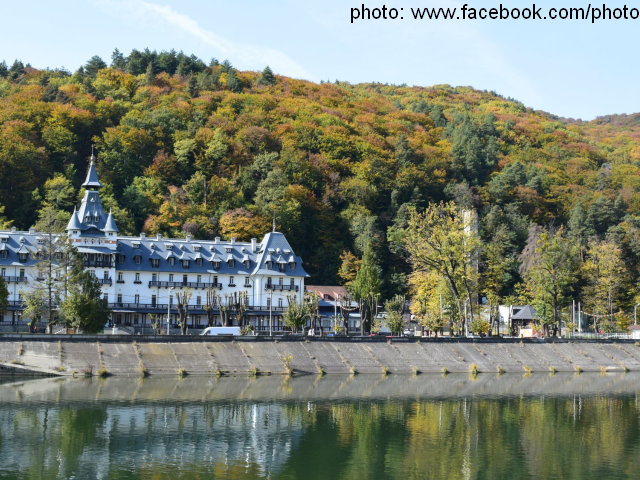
[66,208,82,231]
[81,154,103,189]
[103,210,119,233]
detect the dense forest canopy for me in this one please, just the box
[2,48,640,323]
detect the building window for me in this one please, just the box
[196,296,201,306]
[0,268,4,277]
[169,257,175,266]
[228,259,235,269]
[197,275,201,283]
[135,273,140,282]
[266,261,273,269]
[211,261,220,270]
[117,294,123,305]
[196,258,203,267]
[290,278,295,286]
[135,294,140,304]
[229,276,235,287]
[152,273,157,282]
[267,297,270,308]
[135,255,141,265]
[278,263,285,273]
[19,269,25,279]
[183,275,188,285]
[151,295,156,307]
[267,277,272,286]
[0,251,6,260]
[169,274,174,282]
[169,295,173,306]
[150,258,159,268]
[182,260,190,269]
[213,276,218,285]
[133,314,139,325]
[118,272,123,281]
[279,277,283,285]
[290,261,296,271]
[245,277,250,287]
[278,298,283,308]
[244,260,251,269]
[18,253,28,263]
[103,294,108,301]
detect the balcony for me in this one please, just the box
[99,278,113,285]
[84,261,113,268]
[116,279,125,284]
[2,276,26,283]
[148,281,223,289]
[133,280,142,284]
[265,284,299,292]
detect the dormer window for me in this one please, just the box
[194,245,201,252]
[266,261,273,269]
[18,253,28,263]
[134,255,141,265]
[0,237,7,243]
[244,260,251,269]
[94,216,99,223]
[211,261,220,270]
[196,258,203,267]
[278,263,285,273]
[289,261,296,271]
[1,251,7,260]
[225,247,232,253]
[85,215,91,223]
[150,258,159,268]
[228,259,235,268]
[169,257,175,266]
[182,260,190,269]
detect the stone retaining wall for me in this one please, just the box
[0,335,638,376]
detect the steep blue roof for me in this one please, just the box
[66,208,82,231]
[251,232,309,277]
[81,155,103,189]
[103,210,119,232]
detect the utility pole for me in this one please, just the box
[269,289,273,336]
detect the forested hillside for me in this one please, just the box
[1,49,640,316]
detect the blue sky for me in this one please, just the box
[1,0,637,119]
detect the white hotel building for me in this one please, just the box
[0,157,309,331]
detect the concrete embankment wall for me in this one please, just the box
[1,335,640,376]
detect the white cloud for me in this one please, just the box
[93,0,314,80]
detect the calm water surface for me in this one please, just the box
[0,373,639,479]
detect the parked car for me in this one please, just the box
[403,329,415,337]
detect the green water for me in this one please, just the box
[0,374,639,479]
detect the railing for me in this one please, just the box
[2,276,26,283]
[148,281,223,289]
[106,303,285,313]
[265,284,299,291]
[99,278,113,285]
[84,261,112,268]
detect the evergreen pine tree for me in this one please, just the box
[84,55,107,78]
[145,61,156,86]
[111,48,126,70]
[176,60,188,77]
[257,66,276,86]
[226,70,242,93]
[186,74,199,97]
[395,133,414,167]
[0,60,7,78]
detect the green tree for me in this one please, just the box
[384,295,405,335]
[60,272,110,334]
[144,61,156,86]
[84,55,107,78]
[350,243,381,334]
[257,66,276,86]
[225,69,241,93]
[521,226,579,336]
[110,48,126,70]
[175,289,193,335]
[403,202,480,334]
[186,74,198,97]
[0,276,8,321]
[282,295,309,333]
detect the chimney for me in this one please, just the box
[186,234,191,242]
[230,237,236,245]
[156,233,162,241]
[140,233,146,240]
[251,238,257,252]
[11,227,16,233]
[214,237,220,244]
[29,228,35,234]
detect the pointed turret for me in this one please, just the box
[66,207,82,231]
[103,209,119,233]
[81,153,103,190]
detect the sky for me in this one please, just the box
[1,0,638,120]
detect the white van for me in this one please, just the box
[200,326,241,336]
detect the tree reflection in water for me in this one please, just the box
[0,374,639,479]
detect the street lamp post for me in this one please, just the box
[167,287,174,335]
